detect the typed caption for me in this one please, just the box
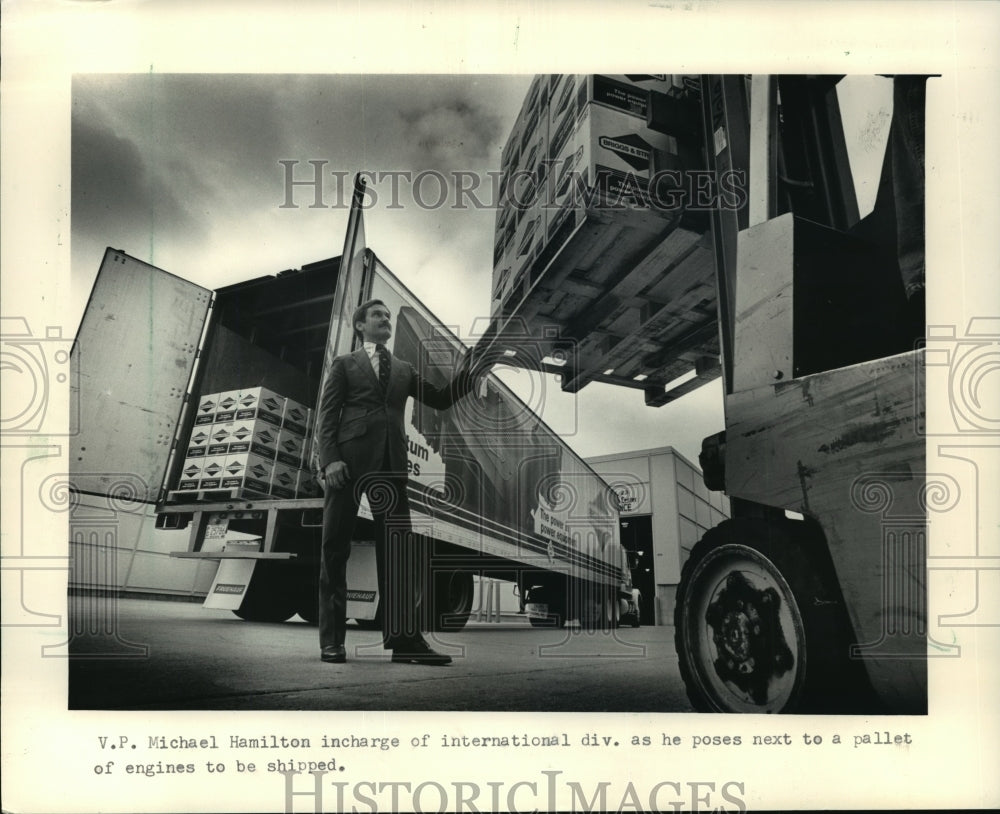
[83,727,915,812]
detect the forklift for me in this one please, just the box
[483,74,928,713]
[668,75,927,713]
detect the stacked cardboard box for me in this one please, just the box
[176,386,317,499]
[491,73,695,318]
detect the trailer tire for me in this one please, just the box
[354,612,382,631]
[429,570,474,632]
[579,584,618,631]
[296,585,320,625]
[232,563,298,623]
[527,606,566,628]
[524,578,568,628]
[674,519,857,713]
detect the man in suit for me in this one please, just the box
[315,298,473,665]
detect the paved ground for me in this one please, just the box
[68,598,694,712]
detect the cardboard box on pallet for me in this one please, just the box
[207,422,236,456]
[178,457,204,491]
[235,386,285,427]
[281,398,310,437]
[275,428,305,468]
[548,75,579,161]
[186,425,212,458]
[548,77,679,211]
[493,200,513,268]
[493,74,687,314]
[214,390,242,423]
[269,461,299,500]
[296,468,322,499]
[491,264,512,317]
[194,392,221,426]
[221,451,274,496]
[199,455,228,490]
[227,419,279,457]
[506,201,545,311]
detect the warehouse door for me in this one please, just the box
[619,514,655,626]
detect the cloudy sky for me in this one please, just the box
[71,72,727,463]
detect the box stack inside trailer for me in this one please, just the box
[159,260,339,505]
[171,385,316,501]
[488,74,721,405]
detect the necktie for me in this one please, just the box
[376,344,391,393]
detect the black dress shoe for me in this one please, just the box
[321,644,346,663]
[390,638,451,666]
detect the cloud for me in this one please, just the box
[398,97,505,168]
[71,111,207,249]
[368,75,512,172]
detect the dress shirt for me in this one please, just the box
[362,341,389,377]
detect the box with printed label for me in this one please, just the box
[269,461,300,499]
[225,419,279,457]
[256,422,282,457]
[505,202,544,309]
[281,398,310,436]
[541,100,680,241]
[199,455,229,490]
[185,425,212,458]
[578,100,678,203]
[235,387,285,426]
[548,75,579,162]
[221,452,274,496]
[194,392,221,426]
[207,422,236,456]
[275,428,305,467]
[213,390,242,423]
[296,468,322,499]
[177,457,205,490]
[494,74,690,318]
[223,420,252,454]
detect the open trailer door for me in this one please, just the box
[70,248,213,503]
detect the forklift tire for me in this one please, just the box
[674,519,857,713]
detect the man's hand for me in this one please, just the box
[322,461,350,491]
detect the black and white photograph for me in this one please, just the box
[2,2,998,812]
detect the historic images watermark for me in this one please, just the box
[921,318,1000,635]
[280,768,748,813]
[1,315,149,656]
[277,162,748,214]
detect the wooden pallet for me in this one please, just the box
[165,487,269,504]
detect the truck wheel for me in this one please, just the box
[579,584,617,631]
[674,519,849,713]
[429,570,474,631]
[232,563,298,623]
[354,612,382,631]
[527,601,566,628]
[524,578,568,627]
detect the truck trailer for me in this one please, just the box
[69,238,632,633]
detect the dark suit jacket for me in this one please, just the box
[316,347,466,481]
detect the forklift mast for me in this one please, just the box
[666,75,927,713]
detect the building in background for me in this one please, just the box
[586,446,729,626]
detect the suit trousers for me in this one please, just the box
[318,453,423,650]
